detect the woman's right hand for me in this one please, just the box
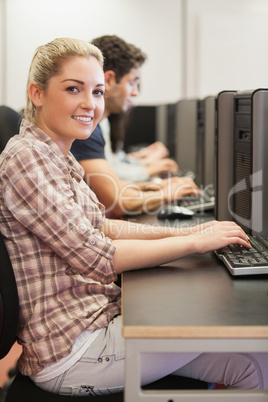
[189,220,250,255]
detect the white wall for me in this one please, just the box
[185,0,268,98]
[1,0,183,110]
[1,0,268,112]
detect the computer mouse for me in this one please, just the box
[158,205,195,220]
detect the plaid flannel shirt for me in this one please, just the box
[0,119,121,376]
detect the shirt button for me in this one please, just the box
[105,357,110,362]
[78,223,88,234]
[90,239,96,245]
[98,358,102,363]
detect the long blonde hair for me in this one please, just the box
[25,38,103,122]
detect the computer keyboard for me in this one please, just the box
[215,234,268,276]
[177,187,215,212]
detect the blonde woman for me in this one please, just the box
[0,38,267,396]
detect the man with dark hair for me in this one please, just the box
[71,35,198,218]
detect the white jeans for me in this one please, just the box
[35,315,268,396]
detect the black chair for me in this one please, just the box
[0,105,21,153]
[0,230,207,401]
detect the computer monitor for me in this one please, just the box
[123,105,169,153]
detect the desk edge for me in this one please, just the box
[122,325,268,339]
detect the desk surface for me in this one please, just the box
[122,214,268,339]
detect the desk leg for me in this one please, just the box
[124,338,268,402]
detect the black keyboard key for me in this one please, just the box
[228,258,251,268]
[252,257,268,266]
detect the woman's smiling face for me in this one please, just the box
[30,55,105,155]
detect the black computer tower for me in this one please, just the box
[165,103,176,158]
[216,88,268,237]
[233,89,268,236]
[175,97,215,188]
[155,104,169,151]
[203,96,216,190]
[215,90,237,221]
[195,99,205,186]
[175,99,198,177]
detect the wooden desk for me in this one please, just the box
[122,214,268,401]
